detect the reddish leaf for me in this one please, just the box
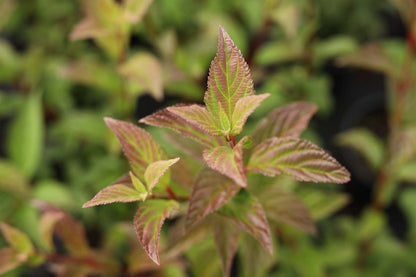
[213,216,240,277]
[248,137,350,183]
[134,199,179,265]
[253,102,318,142]
[139,106,222,148]
[83,183,146,208]
[204,26,255,123]
[104,117,165,178]
[186,169,240,228]
[54,214,91,257]
[167,105,221,136]
[0,223,33,255]
[257,187,316,234]
[144,158,180,192]
[231,94,270,135]
[0,248,23,275]
[219,190,273,254]
[203,137,247,187]
[39,211,65,251]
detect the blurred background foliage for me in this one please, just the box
[1,0,416,276]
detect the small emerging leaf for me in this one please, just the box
[203,137,247,187]
[0,223,34,256]
[231,94,270,135]
[167,105,221,136]
[248,137,350,183]
[186,169,240,228]
[219,190,273,254]
[104,117,165,178]
[144,158,180,192]
[253,101,318,142]
[134,199,179,265]
[129,171,147,196]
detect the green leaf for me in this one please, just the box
[144,158,180,192]
[253,101,318,142]
[123,0,154,23]
[134,199,179,265]
[186,169,240,228]
[336,128,384,170]
[104,117,165,178]
[219,190,273,254]
[119,53,163,101]
[7,92,44,178]
[257,187,316,234]
[139,106,223,148]
[0,223,34,256]
[204,26,255,131]
[358,209,385,241]
[248,137,350,183]
[33,180,75,210]
[0,248,23,275]
[203,137,247,187]
[83,176,147,207]
[231,94,270,135]
[0,159,30,196]
[213,216,240,277]
[167,105,221,136]
[397,161,416,183]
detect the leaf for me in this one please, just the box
[248,137,350,183]
[139,106,223,148]
[219,190,273,254]
[204,26,255,131]
[0,248,23,275]
[144,158,180,192]
[257,187,316,234]
[129,171,147,195]
[119,53,163,101]
[134,199,179,265]
[83,183,146,208]
[7,92,44,178]
[39,211,65,251]
[253,101,318,142]
[213,216,240,277]
[0,223,34,255]
[203,137,247,187]
[336,128,384,170]
[123,0,154,23]
[104,117,165,178]
[186,169,240,228]
[167,105,221,136]
[396,161,416,183]
[231,94,270,135]
[0,159,29,195]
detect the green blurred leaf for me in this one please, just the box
[33,180,74,209]
[0,40,20,82]
[7,92,44,178]
[358,209,385,241]
[0,159,30,196]
[0,224,33,256]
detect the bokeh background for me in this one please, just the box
[1,0,416,276]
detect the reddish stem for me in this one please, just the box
[230,135,236,147]
[166,187,177,200]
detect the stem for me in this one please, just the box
[230,135,236,147]
[42,252,103,269]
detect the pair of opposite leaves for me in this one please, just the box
[83,26,350,267]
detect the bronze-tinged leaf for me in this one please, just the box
[231,94,270,135]
[253,101,318,142]
[202,137,248,187]
[213,216,240,277]
[219,190,273,254]
[82,183,146,208]
[248,137,350,183]
[186,169,241,229]
[0,223,34,256]
[167,105,221,136]
[39,211,65,251]
[0,248,22,275]
[134,199,179,265]
[257,187,316,234]
[144,158,180,192]
[104,117,165,178]
[54,214,91,257]
[204,26,255,122]
[139,106,222,148]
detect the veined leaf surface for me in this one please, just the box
[248,137,350,183]
[219,190,273,254]
[186,169,240,228]
[104,117,165,178]
[253,101,318,142]
[204,26,255,129]
[203,137,247,187]
[134,199,179,265]
[144,158,180,192]
[83,183,146,208]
